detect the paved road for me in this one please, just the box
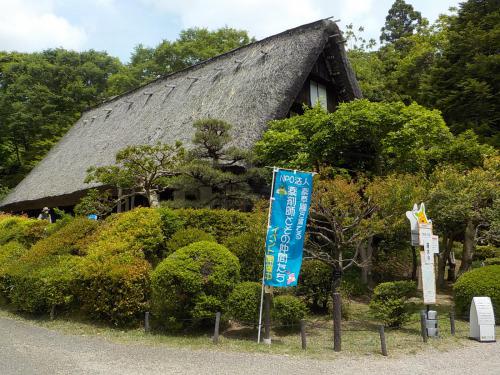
[1,316,499,375]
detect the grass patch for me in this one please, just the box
[0,298,495,360]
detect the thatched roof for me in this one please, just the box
[1,19,361,212]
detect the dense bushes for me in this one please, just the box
[151,241,240,328]
[227,282,261,324]
[174,208,251,243]
[77,208,164,325]
[4,218,99,313]
[0,214,48,246]
[454,265,500,319]
[296,260,331,313]
[474,245,500,261]
[484,258,500,266]
[78,254,151,325]
[167,228,215,254]
[272,295,307,326]
[87,208,165,264]
[369,281,416,327]
[0,241,28,300]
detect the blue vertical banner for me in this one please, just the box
[264,169,314,287]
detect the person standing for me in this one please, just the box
[37,207,52,223]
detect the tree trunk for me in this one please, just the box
[148,190,160,208]
[360,238,373,286]
[437,235,453,288]
[411,246,418,281]
[459,220,475,275]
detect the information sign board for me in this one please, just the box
[470,297,496,342]
[420,251,436,304]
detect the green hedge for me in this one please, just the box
[369,281,416,327]
[0,241,29,300]
[87,208,165,264]
[272,295,307,326]
[474,245,500,261]
[484,257,500,266]
[174,208,251,243]
[5,218,99,313]
[166,228,215,254]
[296,260,331,313]
[76,208,164,325]
[226,282,261,324]
[454,265,500,319]
[0,214,48,246]
[151,241,240,328]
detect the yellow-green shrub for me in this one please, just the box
[0,214,48,246]
[77,253,151,326]
[5,218,99,313]
[88,207,165,263]
[0,241,29,301]
[75,208,163,325]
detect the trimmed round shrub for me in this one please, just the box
[166,228,215,254]
[272,295,307,326]
[224,231,264,282]
[173,208,251,243]
[484,257,500,266]
[151,241,240,327]
[297,260,331,313]
[227,282,261,325]
[369,281,416,327]
[454,265,500,319]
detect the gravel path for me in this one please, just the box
[1,316,499,375]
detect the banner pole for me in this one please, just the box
[258,167,278,344]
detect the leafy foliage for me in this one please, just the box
[271,295,308,326]
[174,208,251,243]
[296,259,331,313]
[454,265,500,319]
[255,101,492,176]
[380,0,425,44]
[86,142,185,208]
[151,241,240,328]
[369,281,416,327]
[226,281,261,324]
[0,214,48,246]
[166,228,215,254]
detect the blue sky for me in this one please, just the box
[0,0,461,62]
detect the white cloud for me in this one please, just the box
[141,0,333,39]
[0,0,87,52]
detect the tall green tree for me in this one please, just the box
[428,0,500,147]
[0,49,122,187]
[380,0,425,44]
[106,27,254,95]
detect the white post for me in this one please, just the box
[257,167,278,344]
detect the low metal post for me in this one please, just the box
[449,311,456,336]
[50,305,56,320]
[263,292,272,345]
[213,312,221,344]
[379,325,388,356]
[144,311,150,333]
[420,311,428,343]
[333,292,342,352]
[300,320,307,350]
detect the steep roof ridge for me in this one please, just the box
[84,18,336,112]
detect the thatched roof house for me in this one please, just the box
[1,19,361,212]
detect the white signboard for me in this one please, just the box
[470,297,496,342]
[420,251,436,304]
[431,235,439,254]
[419,223,432,246]
[406,207,420,246]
